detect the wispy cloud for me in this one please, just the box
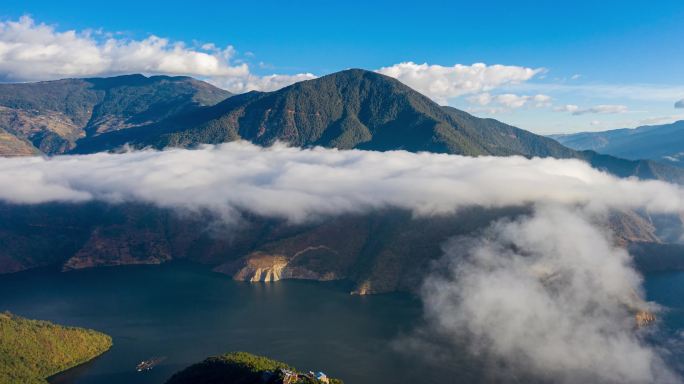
[572,104,629,115]
[554,104,628,115]
[511,82,684,103]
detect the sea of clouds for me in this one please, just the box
[1,141,683,382]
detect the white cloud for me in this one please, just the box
[421,206,677,383]
[0,16,312,93]
[554,104,580,113]
[0,142,682,219]
[511,82,684,103]
[676,99,684,109]
[214,72,316,94]
[467,92,551,112]
[532,93,552,107]
[0,143,683,381]
[573,104,629,115]
[555,104,628,116]
[571,73,582,80]
[638,115,684,126]
[376,61,544,104]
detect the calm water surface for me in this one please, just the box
[0,262,468,384]
[1,262,683,383]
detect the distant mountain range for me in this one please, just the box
[0,68,681,183]
[550,120,684,167]
[0,74,231,156]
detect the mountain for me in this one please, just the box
[73,69,575,157]
[0,312,112,384]
[550,120,684,166]
[0,74,232,156]
[1,69,681,183]
[70,69,684,184]
[166,352,342,384]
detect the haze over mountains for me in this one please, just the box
[551,120,684,167]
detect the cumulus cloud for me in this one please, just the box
[0,142,682,381]
[376,62,543,104]
[676,99,684,109]
[0,16,312,92]
[421,206,677,383]
[214,72,316,94]
[468,92,551,111]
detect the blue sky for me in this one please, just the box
[2,0,684,134]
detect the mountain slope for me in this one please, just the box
[3,70,682,183]
[550,120,684,166]
[0,74,231,155]
[71,69,684,184]
[73,69,576,158]
[166,352,343,384]
[0,312,112,384]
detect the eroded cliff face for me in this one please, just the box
[216,246,347,283]
[220,253,289,282]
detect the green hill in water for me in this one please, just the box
[0,312,112,384]
[166,351,343,384]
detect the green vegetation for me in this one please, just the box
[0,74,231,155]
[166,351,343,384]
[0,312,112,384]
[71,69,684,184]
[77,69,575,159]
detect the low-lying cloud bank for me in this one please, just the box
[0,141,682,218]
[1,142,683,382]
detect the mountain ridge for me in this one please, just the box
[73,69,577,158]
[1,69,684,183]
[550,120,684,166]
[0,74,232,155]
[70,69,684,184]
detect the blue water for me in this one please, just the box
[0,263,682,383]
[644,272,684,375]
[0,262,477,384]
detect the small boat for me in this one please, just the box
[136,356,166,372]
